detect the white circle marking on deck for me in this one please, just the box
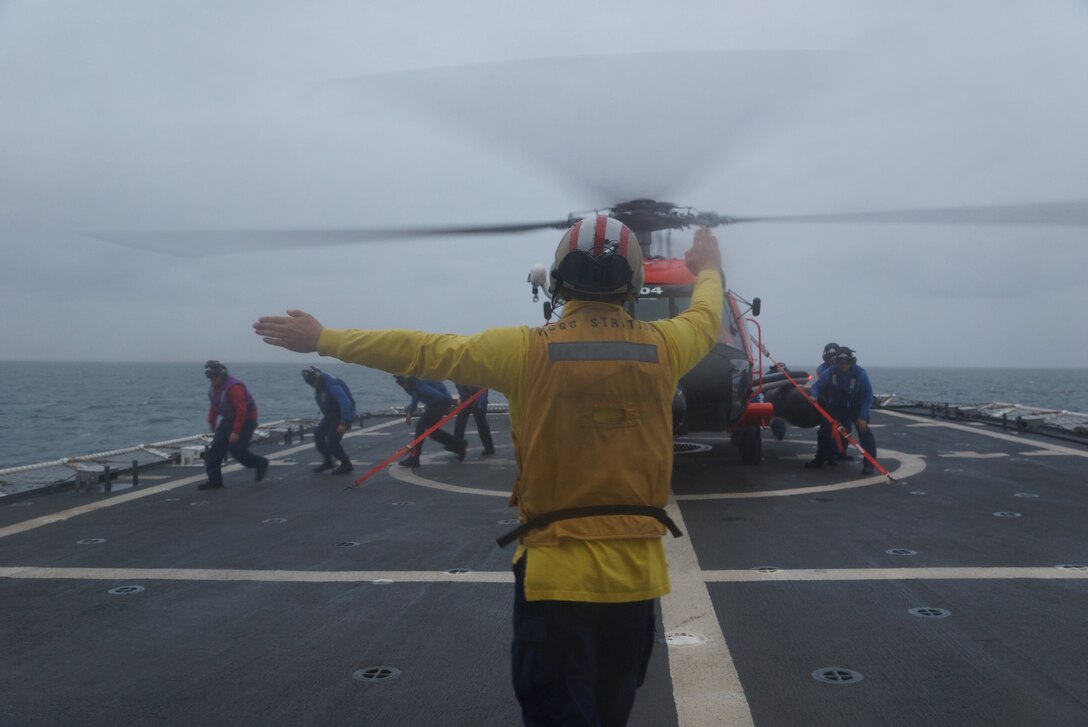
[677,448,925,501]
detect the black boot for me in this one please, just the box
[332,462,354,474]
[313,459,335,473]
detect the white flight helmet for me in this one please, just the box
[548,215,644,302]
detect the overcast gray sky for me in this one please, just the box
[2,1,1086,368]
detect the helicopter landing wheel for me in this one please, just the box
[738,425,762,465]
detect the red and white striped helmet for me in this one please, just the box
[548,215,644,301]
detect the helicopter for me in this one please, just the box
[521,198,804,465]
[383,195,1088,466]
[82,46,1088,467]
[94,193,1088,466]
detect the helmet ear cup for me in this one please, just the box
[548,268,563,298]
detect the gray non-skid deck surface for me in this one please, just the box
[2,411,1087,726]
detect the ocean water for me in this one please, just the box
[867,366,1088,412]
[0,362,434,470]
[1,362,1086,470]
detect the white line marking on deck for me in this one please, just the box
[1020,450,1081,457]
[0,418,405,541]
[882,410,1088,458]
[677,448,925,501]
[701,567,1088,582]
[939,451,1008,459]
[386,451,510,496]
[0,566,512,583]
[388,465,509,497]
[663,497,754,727]
[3,565,1084,586]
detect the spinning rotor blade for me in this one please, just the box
[89,219,570,257]
[330,50,845,206]
[728,199,1088,228]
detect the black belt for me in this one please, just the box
[496,505,683,547]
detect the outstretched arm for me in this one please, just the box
[652,227,724,379]
[255,309,527,400]
[253,310,324,353]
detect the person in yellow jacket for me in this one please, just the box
[254,219,723,726]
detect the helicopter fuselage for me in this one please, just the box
[632,258,765,438]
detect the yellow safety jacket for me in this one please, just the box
[513,303,677,546]
[316,269,723,602]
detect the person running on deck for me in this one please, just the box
[301,365,357,474]
[254,219,724,726]
[394,375,466,468]
[808,346,877,475]
[199,360,269,490]
[453,383,496,457]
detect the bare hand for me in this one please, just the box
[856,419,869,434]
[685,227,723,277]
[405,415,412,425]
[337,423,348,435]
[253,309,324,353]
[228,433,239,444]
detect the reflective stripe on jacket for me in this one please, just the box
[515,303,674,546]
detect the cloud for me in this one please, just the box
[2,1,1088,367]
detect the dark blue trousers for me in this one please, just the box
[511,557,655,727]
[818,405,876,462]
[314,415,350,463]
[412,403,458,456]
[453,408,495,452]
[205,419,266,486]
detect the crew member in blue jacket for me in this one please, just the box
[807,347,877,475]
[808,342,854,464]
[453,383,496,457]
[395,376,466,468]
[302,366,357,474]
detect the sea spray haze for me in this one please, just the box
[0,362,415,469]
[0,362,1085,469]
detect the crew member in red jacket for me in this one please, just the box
[199,360,269,490]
